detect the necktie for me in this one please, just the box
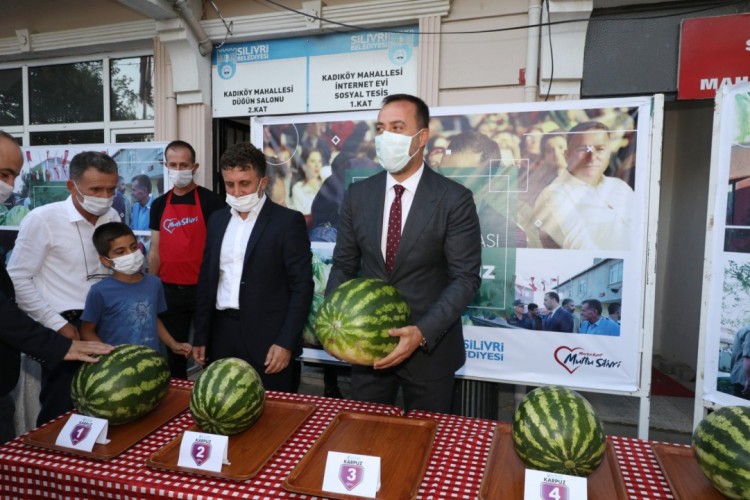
[386,185,405,274]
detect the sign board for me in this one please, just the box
[212,27,418,117]
[677,14,750,100]
[695,82,750,423]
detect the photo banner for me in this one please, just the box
[253,96,659,393]
[700,82,750,408]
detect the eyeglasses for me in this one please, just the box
[75,221,111,281]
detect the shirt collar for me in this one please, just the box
[64,195,85,223]
[386,163,424,194]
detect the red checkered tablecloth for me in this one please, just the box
[0,379,687,500]
[408,409,681,500]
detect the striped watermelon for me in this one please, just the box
[315,278,411,365]
[190,358,265,436]
[692,405,750,499]
[512,385,606,476]
[70,344,170,425]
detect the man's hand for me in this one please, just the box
[64,341,114,363]
[171,342,193,358]
[373,325,424,370]
[58,322,81,341]
[265,344,291,374]
[192,346,207,366]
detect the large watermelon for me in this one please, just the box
[70,344,170,425]
[692,405,750,499]
[315,278,411,365]
[190,357,265,436]
[512,385,606,476]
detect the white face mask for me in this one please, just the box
[374,129,424,174]
[106,250,144,275]
[226,183,264,213]
[73,182,114,216]
[168,168,194,189]
[0,180,13,204]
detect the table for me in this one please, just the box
[0,380,683,499]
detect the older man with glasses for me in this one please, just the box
[7,150,120,425]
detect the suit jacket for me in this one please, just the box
[193,200,314,366]
[1,266,70,397]
[543,307,574,333]
[326,166,482,381]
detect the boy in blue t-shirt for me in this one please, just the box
[81,222,192,358]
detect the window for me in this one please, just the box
[609,261,623,285]
[2,52,154,146]
[0,68,22,126]
[578,279,587,295]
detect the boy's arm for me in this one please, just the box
[157,318,191,357]
[80,321,103,343]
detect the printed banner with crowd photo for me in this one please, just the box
[700,83,750,407]
[0,143,167,268]
[253,96,660,393]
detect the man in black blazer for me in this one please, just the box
[542,291,574,333]
[326,94,482,413]
[193,143,313,392]
[0,132,113,444]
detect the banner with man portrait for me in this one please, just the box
[253,95,661,393]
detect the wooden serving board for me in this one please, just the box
[23,385,191,460]
[282,412,437,500]
[478,423,628,500]
[146,400,315,481]
[651,443,726,500]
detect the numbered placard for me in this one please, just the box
[322,451,380,498]
[524,469,587,500]
[178,431,230,473]
[55,414,110,451]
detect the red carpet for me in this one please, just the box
[651,368,694,398]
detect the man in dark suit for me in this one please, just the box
[0,131,113,444]
[192,142,313,392]
[542,291,574,333]
[325,94,482,413]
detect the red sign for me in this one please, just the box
[677,13,750,100]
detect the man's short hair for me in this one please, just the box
[540,132,565,154]
[545,291,560,303]
[92,222,135,257]
[382,94,430,130]
[69,151,118,181]
[582,299,603,315]
[446,131,500,167]
[608,302,621,315]
[561,298,574,307]
[220,142,267,177]
[131,174,152,193]
[165,140,196,163]
[567,121,610,149]
[528,303,539,311]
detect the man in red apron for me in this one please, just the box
[148,140,225,379]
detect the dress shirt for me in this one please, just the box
[6,196,120,331]
[130,195,153,231]
[216,197,266,310]
[381,164,424,261]
[579,316,621,336]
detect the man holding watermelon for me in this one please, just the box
[326,94,482,413]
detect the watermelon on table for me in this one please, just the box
[70,344,170,425]
[512,385,606,477]
[190,357,265,436]
[315,278,411,365]
[692,405,750,500]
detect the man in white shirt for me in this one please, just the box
[7,151,120,425]
[533,121,634,250]
[193,142,313,392]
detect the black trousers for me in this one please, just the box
[160,283,197,379]
[0,393,15,445]
[37,312,81,426]
[208,309,297,393]
[350,365,456,413]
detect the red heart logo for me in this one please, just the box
[554,346,583,374]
